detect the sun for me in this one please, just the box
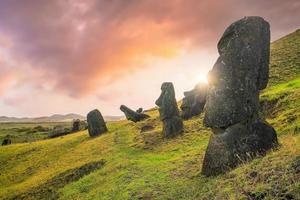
[197,74,208,84]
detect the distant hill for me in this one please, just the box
[0,114,124,122]
[0,113,85,123]
[104,115,125,121]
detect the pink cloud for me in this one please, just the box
[0,0,299,101]
[0,58,15,96]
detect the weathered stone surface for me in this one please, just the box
[48,125,71,138]
[204,16,270,128]
[71,119,88,132]
[2,138,11,146]
[202,16,278,176]
[80,121,88,130]
[161,116,183,138]
[136,108,143,113]
[72,119,81,132]
[202,121,277,176]
[181,82,207,119]
[87,109,107,137]
[120,105,149,122]
[155,82,183,138]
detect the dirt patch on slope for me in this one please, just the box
[7,159,106,200]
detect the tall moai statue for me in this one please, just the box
[155,82,183,138]
[202,16,278,176]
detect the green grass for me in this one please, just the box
[1,96,299,199]
[261,77,300,135]
[0,122,72,144]
[0,30,300,200]
[269,29,300,86]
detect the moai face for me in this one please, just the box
[155,82,179,121]
[204,16,270,128]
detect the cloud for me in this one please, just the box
[0,57,14,96]
[0,0,181,97]
[0,72,13,97]
[0,0,299,116]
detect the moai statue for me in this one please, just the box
[155,82,183,138]
[72,119,81,132]
[120,105,149,122]
[181,82,207,119]
[87,109,107,137]
[202,16,278,176]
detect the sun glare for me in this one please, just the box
[197,74,208,84]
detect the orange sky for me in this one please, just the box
[0,0,299,117]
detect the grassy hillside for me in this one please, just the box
[269,29,300,86]
[0,30,300,200]
[0,122,72,144]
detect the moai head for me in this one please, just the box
[87,109,107,137]
[72,119,81,132]
[155,82,179,120]
[204,16,271,128]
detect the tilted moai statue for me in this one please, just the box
[202,16,278,176]
[136,108,143,113]
[155,82,183,138]
[120,105,149,122]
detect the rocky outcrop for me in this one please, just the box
[87,109,107,137]
[120,105,149,122]
[2,137,12,146]
[136,108,143,113]
[48,125,71,138]
[72,119,81,132]
[71,119,88,132]
[155,82,183,138]
[181,82,207,119]
[202,16,278,176]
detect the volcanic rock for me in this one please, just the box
[72,119,81,132]
[120,105,149,122]
[136,108,143,113]
[155,82,183,138]
[202,16,278,176]
[2,138,11,146]
[181,82,207,119]
[87,109,107,137]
